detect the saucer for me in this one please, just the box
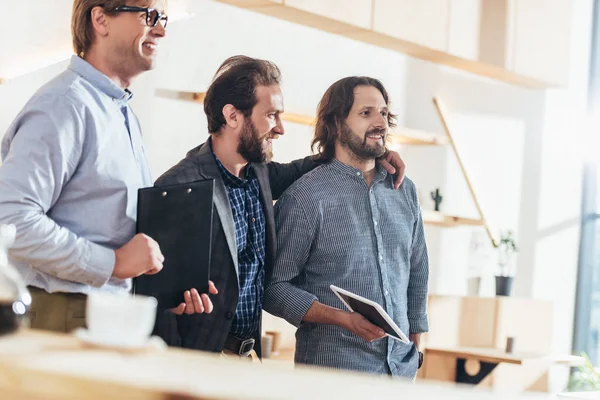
[73,328,166,352]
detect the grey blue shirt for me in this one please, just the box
[0,56,152,294]
[263,159,429,377]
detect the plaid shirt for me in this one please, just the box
[213,154,266,339]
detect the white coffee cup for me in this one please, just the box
[86,292,157,347]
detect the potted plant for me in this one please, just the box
[567,352,600,391]
[496,230,518,296]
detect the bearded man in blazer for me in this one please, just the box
[154,55,406,358]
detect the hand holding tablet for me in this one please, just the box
[330,284,410,343]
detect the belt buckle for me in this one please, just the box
[238,338,255,357]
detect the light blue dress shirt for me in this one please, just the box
[0,56,152,294]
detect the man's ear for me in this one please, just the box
[222,104,240,129]
[90,6,109,37]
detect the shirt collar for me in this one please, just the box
[329,158,387,183]
[209,138,255,188]
[68,55,133,104]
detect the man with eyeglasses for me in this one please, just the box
[0,0,215,333]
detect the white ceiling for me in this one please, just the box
[0,0,192,80]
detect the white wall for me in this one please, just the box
[132,1,547,297]
[0,0,594,389]
[129,3,596,378]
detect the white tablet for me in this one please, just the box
[330,284,410,343]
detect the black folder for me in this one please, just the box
[133,179,214,310]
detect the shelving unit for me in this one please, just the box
[213,0,565,89]
[421,211,483,228]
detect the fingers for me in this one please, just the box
[151,240,164,265]
[191,289,204,313]
[178,287,216,315]
[184,290,195,315]
[376,151,406,190]
[355,315,385,342]
[378,158,396,175]
[145,263,162,275]
[208,280,218,295]
[201,293,213,314]
[394,162,406,190]
[383,150,406,190]
[364,324,385,341]
[170,303,186,315]
[142,235,164,274]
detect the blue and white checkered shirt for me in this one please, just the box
[264,160,429,378]
[213,153,266,339]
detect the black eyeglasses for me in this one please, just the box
[112,6,168,28]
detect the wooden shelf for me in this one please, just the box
[389,127,448,146]
[188,92,447,146]
[213,0,559,89]
[422,211,483,228]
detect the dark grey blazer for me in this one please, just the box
[153,141,318,357]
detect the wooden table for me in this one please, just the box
[422,346,584,389]
[0,330,555,399]
[556,393,600,399]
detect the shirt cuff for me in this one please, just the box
[81,241,115,288]
[285,291,318,327]
[408,314,429,334]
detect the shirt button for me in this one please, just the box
[356,172,361,176]
[385,290,389,295]
[374,221,378,226]
[225,312,234,320]
[379,256,384,261]
[257,248,262,252]
[252,218,256,223]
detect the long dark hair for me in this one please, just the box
[312,76,397,161]
[204,55,282,134]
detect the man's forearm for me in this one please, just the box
[0,204,115,287]
[303,301,349,327]
[267,156,321,200]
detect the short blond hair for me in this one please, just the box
[71,0,125,56]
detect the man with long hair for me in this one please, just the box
[264,76,429,377]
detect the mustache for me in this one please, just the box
[364,128,386,137]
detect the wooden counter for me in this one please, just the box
[425,347,584,367]
[0,329,555,400]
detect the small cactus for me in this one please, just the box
[430,188,443,212]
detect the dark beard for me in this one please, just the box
[339,123,387,161]
[237,119,271,163]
